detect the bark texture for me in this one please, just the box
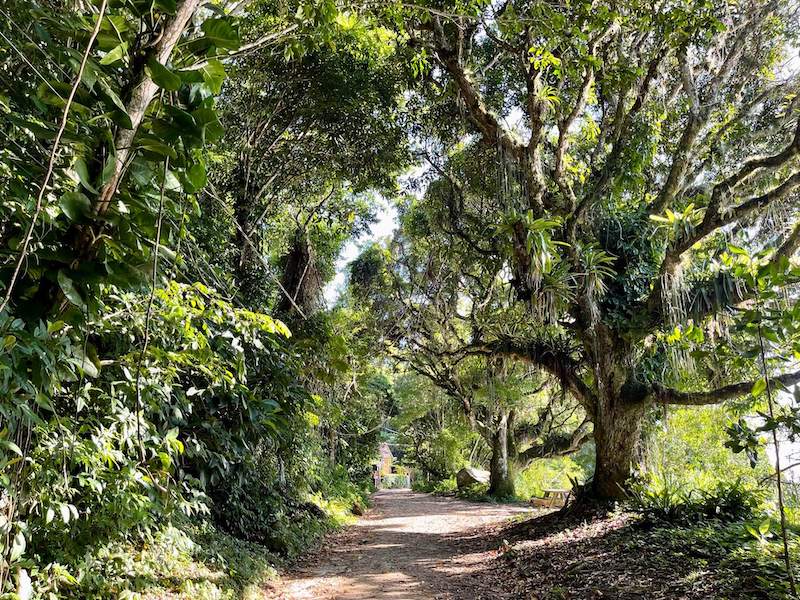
[591,397,644,499]
[488,411,515,497]
[94,0,203,215]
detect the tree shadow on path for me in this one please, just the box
[264,488,533,599]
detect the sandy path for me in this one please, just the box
[265,489,532,600]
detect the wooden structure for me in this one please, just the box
[532,488,570,508]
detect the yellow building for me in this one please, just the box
[375,442,394,476]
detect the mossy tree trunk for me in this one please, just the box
[487,410,515,497]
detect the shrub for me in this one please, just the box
[0,283,311,591]
[412,477,458,494]
[627,472,766,523]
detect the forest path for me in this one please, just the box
[265,488,533,600]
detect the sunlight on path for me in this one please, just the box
[266,489,532,600]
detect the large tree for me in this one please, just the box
[378,0,800,498]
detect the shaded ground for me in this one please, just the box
[488,505,779,599]
[265,488,532,599]
[266,490,777,600]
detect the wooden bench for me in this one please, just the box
[531,488,570,508]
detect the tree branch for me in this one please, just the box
[517,419,592,464]
[485,338,596,412]
[429,19,521,157]
[652,369,800,405]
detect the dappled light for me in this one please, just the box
[2,0,800,598]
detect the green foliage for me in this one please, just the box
[412,477,458,495]
[640,520,800,599]
[627,473,767,524]
[0,281,305,590]
[645,406,770,491]
[0,0,231,320]
[4,0,800,595]
[514,455,589,501]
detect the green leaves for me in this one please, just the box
[1,439,23,457]
[9,530,25,562]
[198,59,227,94]
[57,270,86,309]
[147,58,182,91]
[183,162,207,193]
[751,378,767,397]
[100,42,128,65]
[201,18,240,50]
[59,191,92,221]
[73,158,99,193]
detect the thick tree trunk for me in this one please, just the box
[591,393,645,500]
[580,325,647,500]
[488,411,515,497]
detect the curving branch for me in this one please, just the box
[485,337,596,412]
[422,14,523,161]
[649,11,772,216]
[651,369,800,406]
[645,170,800,321]
[517,419,592,464]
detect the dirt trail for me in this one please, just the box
[265,488,532,600]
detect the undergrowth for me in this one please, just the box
[635,518,800,598]
[34,484,369,600]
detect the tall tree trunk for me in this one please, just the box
[488,411,515,497]
[584,326,646,500]
[234,183,260,304]
[94,0,202,215]
[591,391,645,499]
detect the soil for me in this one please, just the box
[264,488,533,599]
[265,489,757,600]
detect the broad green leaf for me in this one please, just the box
[99,81,133,128]
[100,155,117,185]
[59,191,92,221]
[47,320,66,334]
[147,58,182,91]
[199,59,226,94]
[57,270,86,309]
[73,158,98,193]
[34,393,54,412]
[9,531,25,562]
[184,162,207,192]
[137,138,178,159]
[2,440,22,456]
[154,0,177,12]
[100,42,128,65]
[201,18,240,50]
[73,346,99,378]
[751,378,767,397]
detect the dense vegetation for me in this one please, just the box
[2,0,800,597]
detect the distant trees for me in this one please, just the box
[205,17,409,312]
[350,234,590,497]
